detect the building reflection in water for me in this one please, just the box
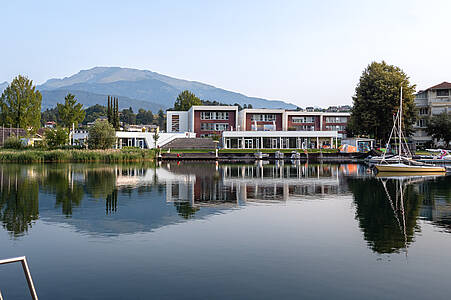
[221,162,348,202]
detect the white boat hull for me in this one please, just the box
[375,163,446,172]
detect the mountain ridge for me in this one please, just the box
[7,67,298,111]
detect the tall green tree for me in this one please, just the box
[83,104,107,125]
[157,109,165,130]
[41,107,59,125]
[107,96,112,124]
[136,108,153,124]
[349,61,417,141]
[426,112,451,146]
[120,107,136,125]
[57,93,85,129]
[173,90,202,111]
[0,75,42,132]
[87,120,116,149]
[113,97,120,129]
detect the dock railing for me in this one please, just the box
[0,256,38,300]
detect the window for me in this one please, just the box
[294,125,315,131]
[325,125,345,131]
[417,119,427,127]
[215,123,229,131]
[171,115,180,132]
[437,89,449,97]
[292,116,315,123]
[251,114,276,121]
[200,123,229,131]
[419,107,428,115]
[200,111,229,120]
[325,117,348,123]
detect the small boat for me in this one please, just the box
[376,163,446,173]
[375,87,446,173]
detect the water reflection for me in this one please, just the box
[348,176,422,254]
[0,166,39,235]
[0,162,450,257]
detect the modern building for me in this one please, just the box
[167,106,239,137]
[222,130,340,149]
[239,109,285,131]
[412,82,451,147]
[72,130,196,149]
[166,105,351,149]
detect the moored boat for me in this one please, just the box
[375,163,445,173]
[375,87,446,174]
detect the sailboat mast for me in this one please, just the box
[399,86,403,160]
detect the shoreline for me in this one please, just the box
[0,149,156,163]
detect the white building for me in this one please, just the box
[72,130,195,149]
[413,82,451,147]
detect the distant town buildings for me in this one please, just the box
[413,82,451,147]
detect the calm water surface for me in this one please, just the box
[1,162,451,299]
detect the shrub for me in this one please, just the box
[45,127,69,149]
[3,136,24,149]
[88,120,116,149]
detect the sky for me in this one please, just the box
[1,0,450,108]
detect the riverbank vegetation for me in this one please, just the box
[0,148,156,163]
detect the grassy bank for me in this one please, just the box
[0,148,156,163]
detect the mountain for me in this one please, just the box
[40,89,164,112]
[38,67,297,111]
[0,81,7,94]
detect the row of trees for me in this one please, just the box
[107,96,120,129]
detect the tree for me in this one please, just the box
[120,107,136,125]
[157,109,165,130]
[83,104,107,125]
[107,96,112,124]
[153,129,160,149]
[0,75,42,132]
[45,127,69,148]
[57,93,85,129]
[41,107,59,125]
[426,112,451,147]
[113,97,120,129]
[349,61,417,141]
[136,108,153,124]
[87,120,116,149]
[173,90,202,111]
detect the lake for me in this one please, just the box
[1,162,451,299]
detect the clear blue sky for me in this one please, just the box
[1,0,450,107]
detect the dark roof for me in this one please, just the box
[426,82,451,90]
[0,127,27,145]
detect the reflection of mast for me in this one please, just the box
[379,178,409,258]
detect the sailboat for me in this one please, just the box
[375,87,446,173]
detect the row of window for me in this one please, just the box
[293,125,315,131]
[291,117,315,123]
[200,111,229,120]
[417,119,427,127]
[419,107,428,115]
[325,125,346,131]
[325,117,348,123]
[251,114,276,121]
[200,122,229,131]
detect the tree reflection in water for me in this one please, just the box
[0,166,39,236]
[42,169,84,217]
[348,177,421,254]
